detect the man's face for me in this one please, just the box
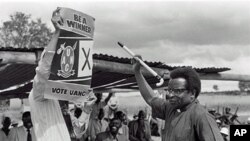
[22,115,32,129]
[167,78,194,109]
[225,108,231,114]
[138,111,145,121]
[2,117,11,128]
[61,106,68,115]
[109,119,122,134]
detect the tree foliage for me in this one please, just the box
[213,84,219,91]
[238,81,250,92]
[0,12,53,48]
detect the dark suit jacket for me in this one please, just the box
[128,120,152,141]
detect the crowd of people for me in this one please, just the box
[207,106,250,141]
[0,94,154,141]
[0,111,36,141]
[61,92,154,141]
[2,101,250,141]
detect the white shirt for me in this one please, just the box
[29,51,71,141]
[0,129,9,141]
[70,109,90,139]
[9,126,36,141]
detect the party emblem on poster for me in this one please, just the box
[57,42,77,78]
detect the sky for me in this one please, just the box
[0,0,249,91]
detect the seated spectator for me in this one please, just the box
[95,118,124,141]
[0,116,11,141]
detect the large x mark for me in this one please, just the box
[82,48,91,70]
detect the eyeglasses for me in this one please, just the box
[166,88,187,95]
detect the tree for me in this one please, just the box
[238,81,250,92]
[213,84,219,91]
[0,12,53,48]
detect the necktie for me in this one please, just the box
[27,129,32,141]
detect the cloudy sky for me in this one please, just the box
[0,0,249,91]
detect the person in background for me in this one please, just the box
[104,92,119,122]
[216,119,222,129]
[223,107,234,125]
[114,111,129,141]
[246,117,250,125]
[60,101,74,139]
[70,96,97,141]
[9,111,36,141]
[87,108,108,141]
[149,116,160,137]
[220,127,229,141]
[208,108,217,117]
[95,118,123,141]
[0,116,11,141]
[132,114,138,121]
[132,56,224,141]
[128,110,152,141]
[86,93,112,141]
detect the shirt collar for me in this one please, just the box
[22,126,33,131]
[118,128,123,134]
[178,99,199,112]
[108,132,118,140]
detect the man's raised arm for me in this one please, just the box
[31,8,62,101]
[132,56,157,106]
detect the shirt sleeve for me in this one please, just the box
[31,50,55,101]
[195,113,224,141]
[8,128,17,141]
[150,97,169,120]
[77,111,91,138]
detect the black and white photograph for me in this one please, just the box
[0,0,250,141]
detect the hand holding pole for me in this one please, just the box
[117,42,164,86]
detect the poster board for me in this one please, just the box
[44,7,95,102]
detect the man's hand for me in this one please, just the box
[108,92,113,97]
[83,94,97,114]
[51,7,63,30]
[131,55,142,72]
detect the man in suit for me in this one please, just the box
[9,111,36,141]
[128,110,152,141]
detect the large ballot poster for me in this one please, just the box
[44,7,95,102]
